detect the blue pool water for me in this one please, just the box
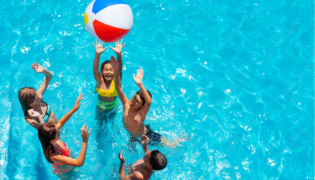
[0,0,314,179]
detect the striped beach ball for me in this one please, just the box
[84,0,133,43]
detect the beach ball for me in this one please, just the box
[84,0,133,43]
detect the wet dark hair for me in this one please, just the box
[38,122,57,163]
[149,150,167,170]
[136,90,152,106]
[18,87,36,116]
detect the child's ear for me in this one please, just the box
[147,163,152,169]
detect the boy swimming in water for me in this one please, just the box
[92,40,125,124]
[118,135,167,180]
[110,56,176,147]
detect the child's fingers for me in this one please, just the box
[120,39,123,45]
[122,43,126,47]
[101,42,104,46]
[133,73,135,79]
[110,46,114,50]
[92,43,96,47]
[85,125,89,133]
[81,124,86,131]
[88,128,92,136]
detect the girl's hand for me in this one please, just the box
[110,56,119,71]
[93,40,107,54]
[28,109,44,124]
[73,93,83,112]
[118,150,125,163]
[81,124,92,143]
[133,68,144,85]
[28,109,41,118]
[110,39,126,54]
[31,62,45,73]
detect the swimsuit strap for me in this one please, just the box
[96,79,118,97]
[37,101,51,123]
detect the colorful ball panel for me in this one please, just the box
[84,0,133,43]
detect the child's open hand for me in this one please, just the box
[81,124,92,143]
[110,56,119,71]
[73,93,83,112]
[31,62,45,73]
[110,39,126,54]
[133,68,144,85]
[93,40,107,54]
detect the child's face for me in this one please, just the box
[130,94,143,109]
[102,64,114,81]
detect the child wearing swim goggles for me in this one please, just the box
[18,62,57,130]
[92,39,126,112]
[37,94,92,175]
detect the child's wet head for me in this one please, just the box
[18,87,39,115]
[130,94,143,109]
[130,90,152,110]
[38,122,59,163]
[101,60,114,81]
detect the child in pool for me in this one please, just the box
[18,62,57,130]
[118,135,167,180]
[110,56,177,148]
[37,94,92,174]
[92,40,125,112]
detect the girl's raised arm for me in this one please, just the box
[51,124,91,167]
[31,62,53,96]
[56,94,83,130]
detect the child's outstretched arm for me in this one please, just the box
[110,56,129,106]
[31,62,53,96]
[133,68,151,113]
[110,39,126,79]
[118,150,144,180]
[51,124,91,167]
[56,94,83,130]
[92,40,107,85]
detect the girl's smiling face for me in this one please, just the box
[102,63,114,81]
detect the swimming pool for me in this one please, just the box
[0,0,314,179]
